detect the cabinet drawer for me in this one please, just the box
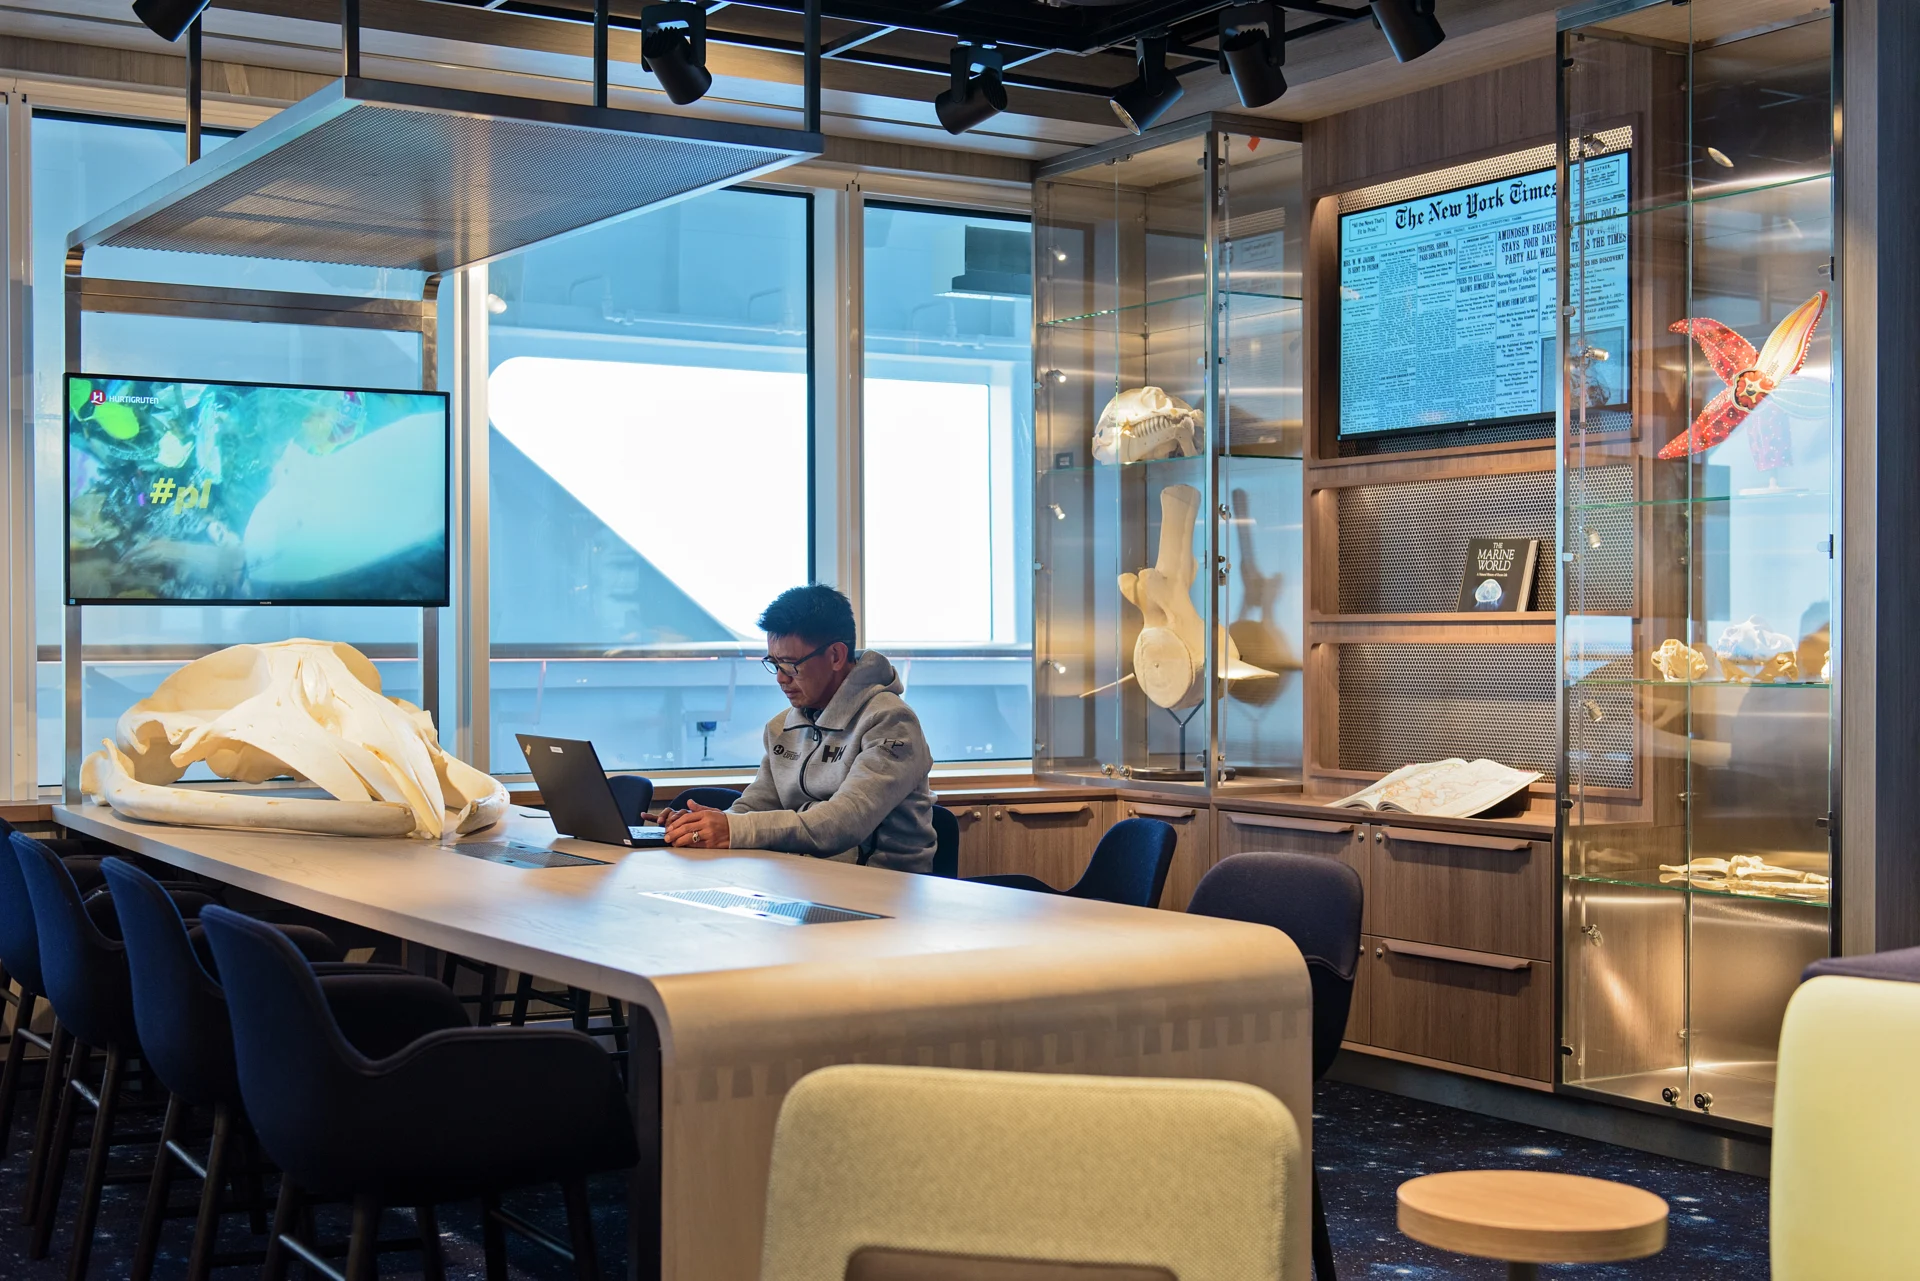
[1119,802,1212,911]
[1364,935,1554,1081]
[1216,810,1369,925]
[974,800,1112,887]
[1369,827,1551,960]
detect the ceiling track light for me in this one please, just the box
[1218,3,1287,110]
[130,0,211,43]
[1370,0,1446,63]
[641,2,713,106]
[1110,34,1185,136]
[935,42,1008,135]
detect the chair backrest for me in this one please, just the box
[606,774,655,825]
[929,806,960,879]
[13,831,137,1051]
[101,857,239,1107]
[1187,852,1363,1082]
[760,1064,1300,1281]
[1773,973,1920,1278]
[196,905,380,1193]
[0,832,49,998]
[677,786,744,811]
[1070,818,1177,908]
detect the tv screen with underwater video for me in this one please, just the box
[65,374,450,606]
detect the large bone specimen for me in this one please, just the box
[83,639,506,839]
[1119,484,1277,710]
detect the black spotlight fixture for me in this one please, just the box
[131,0,211,43]
[935,43,1008,136]
[1370,0,1446,62]
[1110,34,1185,135]
[641,2,713,106]
[1218,3,1287,110]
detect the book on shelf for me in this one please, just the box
[1331,758,1542,818]
[1458,537,1540,612]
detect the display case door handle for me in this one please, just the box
[1225,812,1355,835]
[1004,803,1093,818]
[1128,804,1194,821]
[1381,939,1533,971]
[1378,826,1532,852]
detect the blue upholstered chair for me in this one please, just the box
[199,904,640,1281]
[103,857,467,1281]
[929,805,960,879]
[969,816,1177,909]
[674,786,744,812]
[606,774,655,825]
[1187,850,1365,1281]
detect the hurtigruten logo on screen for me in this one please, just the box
[105,392,161,405]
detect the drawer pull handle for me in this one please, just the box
[1224,812,1355,835]
[1381,939,1534,971]
[1378,826,1531,852]
[1128,804,1194,821]
[1004,803,1093,818]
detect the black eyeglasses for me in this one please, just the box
[761,642,835,677]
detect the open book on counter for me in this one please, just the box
[1331,758,1543,819]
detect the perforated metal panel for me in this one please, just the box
[1564,464,1636,615]
[72,79,820,273]
[1565,653,1638,791]
[1338,465,1633,615]
[643,888,888,926]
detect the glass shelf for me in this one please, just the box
[1040,289,1304,328]
[1565,677,1830,690]
[1570,487,1832,513]
[1566,169,1834,231]
[1567,868,1831,909]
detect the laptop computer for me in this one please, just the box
[516,734,669,848]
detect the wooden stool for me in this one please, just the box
[1397,1170,1667,1279]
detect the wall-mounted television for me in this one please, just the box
[1337,152,1630,437]
[66,374,450,607]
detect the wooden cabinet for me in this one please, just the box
[1119,800,1212,911]
[965,800,1114,887]
[1361,934,1555,1081]
[1215,809,1369,916]
[1368,826,1552,961]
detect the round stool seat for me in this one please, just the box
[1398,1170,1667,1271]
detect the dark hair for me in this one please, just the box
[758,584,857,653]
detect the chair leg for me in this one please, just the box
[32,1038,88,1256]
[0,988,38,1157]
[261,1178,297,1281]
[345,1195,381,1281]
[1311,1171,1337,1281]
[509,972,534,1026]
[415,1204,446,1281]
[131,1093,184,1281]
[480,1192,508,1281]
[64,1042,124,1281]
[561,1177,601,1281]
[476,964,499,1028]
[569,988,591,1034]
[21,1019,70,1224]
[185,1102,234,1281]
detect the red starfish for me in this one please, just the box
[1659,289,1828,469]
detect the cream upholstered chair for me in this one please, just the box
[759,1064,1304,1281]
[1772,972,1920,1278]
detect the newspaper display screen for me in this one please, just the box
[1338,153,1630,437]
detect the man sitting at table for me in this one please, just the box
[661,584,937,873]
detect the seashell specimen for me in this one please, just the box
[1650,639,1708,683]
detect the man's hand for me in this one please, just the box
[664,800,732,850]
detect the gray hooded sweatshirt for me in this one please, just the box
[723,650,937,873]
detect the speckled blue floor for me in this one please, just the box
[0,1068,1764,1278]
[1314,1081,1769,1278]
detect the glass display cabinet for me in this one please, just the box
[1558,0,1836,1129]
[1032,114,1305,798]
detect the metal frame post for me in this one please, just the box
[451,267,490,770]
[810,182,862,621]
[0,95,33,800]
[803,0,822,132]
[342,0,361,79]
[593,0,610,109]
[185,17,203,163]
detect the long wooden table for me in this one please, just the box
[54,803,1312,1281]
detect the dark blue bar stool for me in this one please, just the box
[1188,850,1365,1281]
[929,805,960,879]
[199,904,640,1281]
[104,856,467,1281]
[672,786,743,811]
[970,816,1178,908]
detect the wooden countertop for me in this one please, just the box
[53,802,1312,1281]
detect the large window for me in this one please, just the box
[485,189,811,774]
[31,113,429,785]
[861,203,1033,761]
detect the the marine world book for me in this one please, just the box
[1458,537,1540,612]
